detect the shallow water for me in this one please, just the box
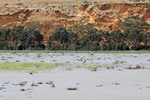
[0,70,150,100]
[0,53,150,68]
[0,53,150,100]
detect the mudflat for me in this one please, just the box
[0,53,150,100]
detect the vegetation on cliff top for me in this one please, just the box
[47,15,150,51]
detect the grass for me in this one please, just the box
[83,58,93,61]
[0,50,149,54]
[0,62,109,72]
[85,64,110,68]
[0,61,126,72]
[76,64,112,71]
[0,62,55,72]
[113,60,127,64]
[116,55,135,58]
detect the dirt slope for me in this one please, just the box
[1,3,150,42]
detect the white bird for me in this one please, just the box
[78,56,85,61]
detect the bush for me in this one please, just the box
[123,45,129,50]
[67,44,79,50]
[49,43,60,50]
[107,44,113,50]
[37,44,45,50]
[83,0,89,4]
[16,3,24,5]
[136,45,145,50]
[88,44,99,51]
[100,44,107,51]
[60,43,68,50]
[18,45,26,50]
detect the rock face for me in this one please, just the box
[1,3,150,42]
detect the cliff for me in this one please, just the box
[1,3,150,43]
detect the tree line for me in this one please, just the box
[0,26,44,50]
[0,15,150,51]
[47,15,150,51]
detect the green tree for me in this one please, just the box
[111,30,123,44]
[100,30,111,47]
[51,26,68,44]
[24,27,43,50]
[119,15,150,50]
[67,32,78,45]
[11,26,24,50]
[1,28,11,49]
[119,15,149,31]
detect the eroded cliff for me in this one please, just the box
[1,3,150,42]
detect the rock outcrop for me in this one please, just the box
[1,3,150,43]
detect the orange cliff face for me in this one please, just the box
[1,3,150,43]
